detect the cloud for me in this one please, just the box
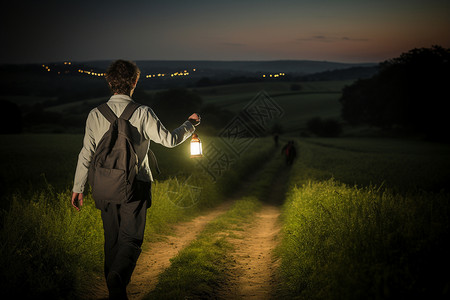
[220,42,247,47]
[341,36,369,42]
[297,35,369,43]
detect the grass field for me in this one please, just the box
[1,133,449,298]
[1,78,449,298]
[277,137,450,299]
[0,134,275,298]
[278,179,449,299]
[294,137,450,192]
[0,134,197,202]
[195,80,348,133]
[13,80,352,135]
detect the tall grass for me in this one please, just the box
[143,174,218,242]
[0,176,221,298]
[0,135,274,298]
[278,181,450,298]
[0,188,104,299]
[277,137,450,299]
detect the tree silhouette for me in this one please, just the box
[340,46,450,140]
[0,100,22,134]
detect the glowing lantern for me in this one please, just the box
[190,134,203,158]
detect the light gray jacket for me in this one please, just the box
[73,94,195,194]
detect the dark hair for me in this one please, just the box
[105,60,141,95]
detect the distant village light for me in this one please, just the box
[41,63,196,79]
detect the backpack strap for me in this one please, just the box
[148,148,161,175]
[97,103,118,124]
[120,102,141,120]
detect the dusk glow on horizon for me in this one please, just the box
[1,0,449,64]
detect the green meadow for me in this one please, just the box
[18,80,350,135]
[277,137,450,299]
[195,80,348,133]
[0,132,276,298]
[1,79,449,298]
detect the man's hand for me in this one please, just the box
[188,113,201,126]
[71,192,84,211]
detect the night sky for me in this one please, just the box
[1,0,449,64]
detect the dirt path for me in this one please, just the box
[127,201,234,299]
[218,165,288,299]
[87,200,234,300]
[222,204,282,299]
[86,154,290,299]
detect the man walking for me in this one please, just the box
[281,140,297,166]
[71,60,200,299]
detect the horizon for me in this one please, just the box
[1,58,381,66]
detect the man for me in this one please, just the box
[281,140,297,166]
[71,60,200,299]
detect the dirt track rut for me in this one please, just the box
[87,154,289,299]
[86,201,233,300]
[219,204,282,299]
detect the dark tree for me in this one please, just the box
[340,46,450,140]
[0,100,22,134]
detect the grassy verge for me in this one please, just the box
[0,188,104,299]
[276,138,450,299]
[0,136,275,298]
[146,197,261,299]
[0,177,223,299]
[278,179,450,299]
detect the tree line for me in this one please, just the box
[339,45,450,141]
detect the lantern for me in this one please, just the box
[190,133,203,158]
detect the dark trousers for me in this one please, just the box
[100,181,151,286]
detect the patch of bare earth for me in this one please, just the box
[85,200,233,300]
[218,164,289,299]
[220,204,282,300]
[85,155,289,300]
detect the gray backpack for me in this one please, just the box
[88,101,141,205]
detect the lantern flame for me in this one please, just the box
[190,134,203,158]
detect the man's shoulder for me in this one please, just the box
[133,103,156,117]
[134,102,150,110]
[87,100,155,122]
[86,105,104,120]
